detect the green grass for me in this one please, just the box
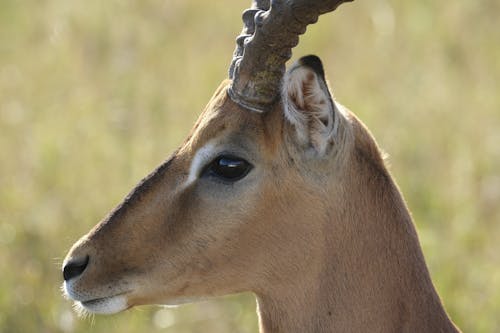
[0,0,499,332]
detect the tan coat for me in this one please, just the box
[63,57,460,332]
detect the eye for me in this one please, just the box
[203,155,253,182]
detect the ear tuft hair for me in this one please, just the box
[283,55,338,156]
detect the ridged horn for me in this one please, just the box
[228,0,354,112]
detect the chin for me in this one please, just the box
[73,294,129,316]
[63,281,131,316]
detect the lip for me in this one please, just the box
[80,294,121,306]
[77,292,131,315]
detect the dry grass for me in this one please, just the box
[0,0,499,332]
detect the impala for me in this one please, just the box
[62,0,461,332]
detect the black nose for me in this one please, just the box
[63,256,89,281]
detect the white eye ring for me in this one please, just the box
[186,142,217,185]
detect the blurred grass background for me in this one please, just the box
[0,0,499,332]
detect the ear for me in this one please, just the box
[283,55,338,156]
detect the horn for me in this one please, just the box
[228,0,354,112]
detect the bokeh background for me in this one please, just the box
[1,0,499,332]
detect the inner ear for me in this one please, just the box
[283,55,337,156]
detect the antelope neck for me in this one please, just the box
[254,168,458,333]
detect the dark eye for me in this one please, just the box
[203,155,253,182]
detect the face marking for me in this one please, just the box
[186,141,217,186]
[63,278,130,315]
[76,295,128,315]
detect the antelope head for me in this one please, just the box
[63,1,459,332]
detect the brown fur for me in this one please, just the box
[63,77,460,332]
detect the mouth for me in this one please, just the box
[63,280,132,315]
[73,293,130,315]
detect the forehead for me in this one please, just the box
[183,82,282,157]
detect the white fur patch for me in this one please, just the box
[282,66,337,156]
[77,295,128,315]
[63,280,129,315]
[186,141,217,185]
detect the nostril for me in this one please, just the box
[63,256,89,281]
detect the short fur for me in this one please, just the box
[63,57,460,332]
